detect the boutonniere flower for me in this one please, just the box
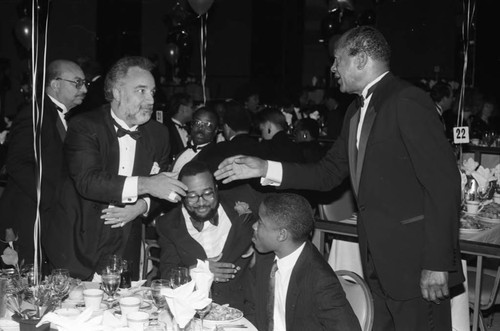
[234,201,252,216]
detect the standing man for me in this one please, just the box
[215,26,463,330]
[252,193,360,330]
[44,56,187,280]
[0,60,87,264]
[165,92,194,163]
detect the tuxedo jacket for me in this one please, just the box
[0,97,69,263]
[253,242,361,331]
[279,73,464,300]
[260,130,304,163]
[156,191,259,314]
[165,118,187,162]
[44,105,171,279]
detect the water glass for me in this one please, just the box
[168,267,190,288]
[103,254,123,274]
[150,279,170,316]
[101,269,121,302]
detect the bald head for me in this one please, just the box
[46,60,87,110]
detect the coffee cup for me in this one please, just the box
[127,311,150,331]
[466,200,480,214]
[120,296,141,317]
[83,289,103,311]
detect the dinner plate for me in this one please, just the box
[201,303,244,326]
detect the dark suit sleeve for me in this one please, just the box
[157,214,183,278]
[313,268,362,330]
[396,87,461,271]
[65,115,125,202]
[280,113,351,191]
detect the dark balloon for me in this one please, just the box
[187,0,215,16]
[165,43,180,66]
[357,9,376,26]
[166,28,193,57]
[14,17,32,50]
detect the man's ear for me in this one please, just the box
[277,228,288,242]
[112,87,121,102]
[50,79,59,91]
[356,51,369,70]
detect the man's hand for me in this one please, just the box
[214,155,268,184]
[101,199,147,228]
[420,269,449,304]
[207,253,241,283]
[139,172,187,202]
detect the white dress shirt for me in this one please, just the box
[181,204,232,258]
[273,242,306,331]
[48,95,69,130]
[171,118,189,147]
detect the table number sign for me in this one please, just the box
[453,126,470,144]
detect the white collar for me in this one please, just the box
[362,71,389,99]
[47,95,68,114]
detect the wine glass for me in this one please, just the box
[195,289,212,331]
[149,279,170,319]
[101,269,121,303]
[50,268,71,308]
[168,267,190,288]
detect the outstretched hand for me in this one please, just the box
[420,269,449,304]
[214,155,268,184]
[207,253,240,283]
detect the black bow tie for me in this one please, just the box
[186,141,199,152]
[355,85,377,109]
[174,122,188,131]
[191,213,219,232]
[112,119,141,140]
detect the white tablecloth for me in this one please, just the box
[328,237,470,331]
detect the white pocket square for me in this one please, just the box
[150,162,160,175]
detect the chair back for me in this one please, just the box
[336,270,374,331]
[318,182,357,221]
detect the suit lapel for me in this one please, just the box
[171,207,208,259]
[103,109,121,174]
[348,110,359,195]
[133,128,154,175]
[355,104,377,191]
[285,243,310,328]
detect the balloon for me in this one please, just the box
[356,9,376,26]
[14,17,32,50]
[164,43,180,66]
[166,28,193,57]
[187,0,214,16]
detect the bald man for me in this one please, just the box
[0,59,87,264]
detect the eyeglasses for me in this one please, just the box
[56,77,89,90]
[191,119,215,131]
[185,189,216,204]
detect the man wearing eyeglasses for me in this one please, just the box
[170,106,219,173]
[157,160,262,316]
[43,56,187,280]
[0,59,87,265]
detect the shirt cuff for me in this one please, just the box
[260,160,283,186]
[122,176,138,203]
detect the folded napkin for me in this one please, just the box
[37,307,124,331]
[471,166,496,191]
[190,260,214,296]
[161,279,212,328]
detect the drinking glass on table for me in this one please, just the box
[101,269,121,303]
[195,289,212,331]
[149,279,170,319]
[50,268,71,308]
[103,254,123,274]
[168,267,190,288]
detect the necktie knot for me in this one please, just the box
[190,213,219,232]
[187,141,199,152]
[112,119,141,140]
[356,85,377,109]
[270,260,278,278]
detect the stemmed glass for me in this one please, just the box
[168,267,190,288]
[101,269,121,303]
[50,268,71,308]
[195,289,212,331]
[103,254,123,274]
[149,279,170,319]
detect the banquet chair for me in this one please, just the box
[336,270,374,331]
[317,181,357,222]
[467,264,500,331]
[141,222,160,281]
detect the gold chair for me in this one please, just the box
[141,222,160,281]
[336,270,374,331]
[467,265,500,331]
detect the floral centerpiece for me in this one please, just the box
[1,229,65,323]
[460,158,499,202]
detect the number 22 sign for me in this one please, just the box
[453,126,469,144]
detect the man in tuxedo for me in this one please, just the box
[215,26,463,330]
[165,92,194,163]
[0,59,87,264]
[157,160,261,315]
[252,193,360,331]
[170,107,218,173]
[430,81,454,136]
[44,56,187,280]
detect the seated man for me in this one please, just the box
[156,160,261,315]
[251,193,361,331]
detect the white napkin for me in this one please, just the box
[472,166,496,191]
[37,308,124,331]
[189,259,214,296]
[161,280,212,328]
